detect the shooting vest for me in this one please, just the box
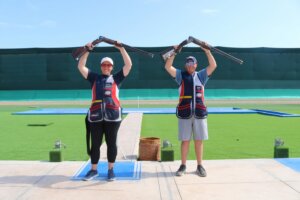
[88,75,121,122]
[176,71,207,119]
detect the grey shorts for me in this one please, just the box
[178,116,208,141]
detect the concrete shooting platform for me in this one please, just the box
[0,159,299,200]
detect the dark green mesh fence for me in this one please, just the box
[1,47,300,90]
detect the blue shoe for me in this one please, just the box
[82,169,98,181]
[107,168,116,181]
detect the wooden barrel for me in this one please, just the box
[139,137,160,161]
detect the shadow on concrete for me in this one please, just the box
[0,175,110,189]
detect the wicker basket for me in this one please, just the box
[139,137,161,161]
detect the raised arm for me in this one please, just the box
[77,42,93,79]
[115,43,132,77]
[165,54,177,78]
[199,43,217,76]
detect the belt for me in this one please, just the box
[179,96,192,99]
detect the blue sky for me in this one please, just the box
[1,0,300,48]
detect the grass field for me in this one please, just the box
[0,103,299,161]
[142,114,300,160]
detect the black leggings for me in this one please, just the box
[90,121,121,164]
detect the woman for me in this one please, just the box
[78,41,132,181]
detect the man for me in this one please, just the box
[164,43,217,177]
[78,41,132,181]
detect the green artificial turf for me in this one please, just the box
[141,114,300,160]
[0,104,299,161]
[0,111,89,161]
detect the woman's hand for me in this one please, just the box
[114,41,124,51]
[85,42,94,51]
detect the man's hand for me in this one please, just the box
[174,44,182,53]
[198,41,211,53]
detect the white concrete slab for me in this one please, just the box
[0,187,28,200]
[178,182,300,200]
[0,159,299,200]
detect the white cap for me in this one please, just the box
[100,57,114,65]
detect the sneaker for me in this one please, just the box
[107,168,116,181]
[82,169,98,181]
[196,165,207,177]
[176,164,186,176]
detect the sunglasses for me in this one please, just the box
[101,64,113,67]
[185,62,195,67]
